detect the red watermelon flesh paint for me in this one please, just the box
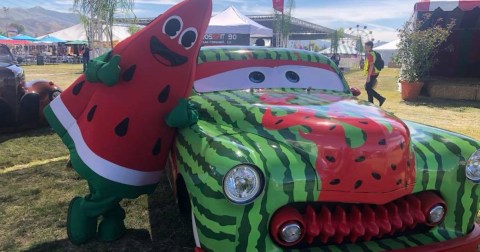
[46,0,212,186]
[261,95,415,204]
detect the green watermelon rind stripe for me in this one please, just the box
[43,104,156,198]
[44,97,162,186]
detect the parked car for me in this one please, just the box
[0,44,61,131]
[165,46,480,251]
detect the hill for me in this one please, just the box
[0,6,79,37]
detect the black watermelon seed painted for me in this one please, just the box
[378,139,386,145]
[158,85,171,103]
[123,65,137,82]
[354,180,363,189]
[72,81,85,95]
[372,172,381,180]
[359,121,368,125]
[355,156,366,162]
[115,118,130,137]
[391,164,397,171]
[152,138,162,155]
[330,179,341,185]
[329,124,337,130]
[87,105,97,122]
[275,119,283,125]
[400,142,405,149]
[326,156,336,163]
[396,179,402,185]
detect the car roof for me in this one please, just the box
[198,46,335,67]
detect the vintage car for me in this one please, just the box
[0,44,61,131]
[165,46,480,251]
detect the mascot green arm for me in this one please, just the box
[85,52,121,86]
[165,98,199,128]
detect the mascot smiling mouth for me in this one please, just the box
[150,36,188,66]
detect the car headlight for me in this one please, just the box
[223,164,264,204]
[466,149,480,183]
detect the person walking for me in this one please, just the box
[82,46,90,72]
[364,41,386,106]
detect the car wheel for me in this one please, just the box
[176,175,200,248]
[176,175,192,224]
[49,90,61,101]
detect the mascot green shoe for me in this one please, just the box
[67,197,98,245]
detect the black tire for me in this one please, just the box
[176,175,192,225]
[18,93,40,125]
[0,98,14,127]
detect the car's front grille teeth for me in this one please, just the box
[270,191,445,248]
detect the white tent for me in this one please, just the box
[374,39,399,67]
[43,23,132,42]
[320,44,358,55]
[208,6,272,37]
[205,6,272,45]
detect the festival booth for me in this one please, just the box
[205,6,273,46]
[320,44,358,57]
[374,39,399,68]
[415,0,480,77]
[44,23,132,59]
[414,0,480,100]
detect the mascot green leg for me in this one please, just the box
[67,182,124,244]
[98,203,127,242]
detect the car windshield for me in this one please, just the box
[194,64,346,93]
[0,46,14,64]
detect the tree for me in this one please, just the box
[395,15,454,82]
[9,23,25,35]
[73,0,135,57]
[127,24,141,35]
[330,28,344,54]
[274,0,295,48]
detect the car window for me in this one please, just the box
[194,65,345,93]
[0,46,13,64]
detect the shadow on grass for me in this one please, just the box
[401,96,480,110]
[0,126,56,144]
[26,229,153,252]
[21,169,194,252]
[147,172,195,251]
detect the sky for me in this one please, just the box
[0,0,427,42]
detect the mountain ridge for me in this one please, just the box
[0,6,79,37]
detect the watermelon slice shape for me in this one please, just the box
[44,0,212,194]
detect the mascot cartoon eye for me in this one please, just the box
[249,71,265,83]
[285,71,300,83]
[178,27,198,49]
[163,16,183,38]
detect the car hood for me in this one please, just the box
[191,89,416,202]
[0,63,23,78]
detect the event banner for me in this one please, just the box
[203,33,250,46]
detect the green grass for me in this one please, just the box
[0,161,193,251]
[0,64,478,251]
[0,128,68,169]
[344,68,480,140]
[22,64,83,90]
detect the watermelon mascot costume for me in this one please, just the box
[43,0,212,245]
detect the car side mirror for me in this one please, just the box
[350,87,361,97]
[16,57,24,64]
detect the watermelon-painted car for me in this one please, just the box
[165,46,480,251]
